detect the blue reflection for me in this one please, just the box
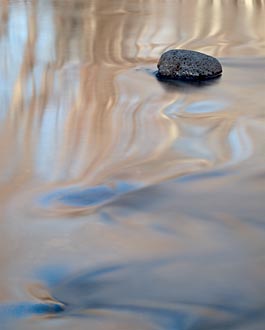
[40,181,138,207]
[0,302,64,320]
[185,100,226,114]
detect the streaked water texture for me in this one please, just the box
[0,1,265,329]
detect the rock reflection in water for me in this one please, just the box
[0,1,265,330]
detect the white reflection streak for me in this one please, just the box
[228,119,253,165]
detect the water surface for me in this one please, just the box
[0,1,265,329]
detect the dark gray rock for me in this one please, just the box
[157,49,222,80]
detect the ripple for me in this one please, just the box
[13,260,263,330]
[0,1,265,330]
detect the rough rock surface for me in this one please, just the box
[157,49,222,80]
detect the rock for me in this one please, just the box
[157,49,222,81]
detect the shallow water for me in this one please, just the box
[0,0,265,329]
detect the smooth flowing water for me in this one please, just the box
[0,1,265,329]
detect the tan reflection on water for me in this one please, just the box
[0,0,265,329]
[0,0,264,186]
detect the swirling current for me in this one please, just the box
[0,1,265,329]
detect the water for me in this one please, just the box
[0,1,265,329]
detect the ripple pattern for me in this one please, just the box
[0,1,265,330]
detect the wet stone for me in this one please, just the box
[157,49,222,81]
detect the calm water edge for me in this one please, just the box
[0,1,265,329]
